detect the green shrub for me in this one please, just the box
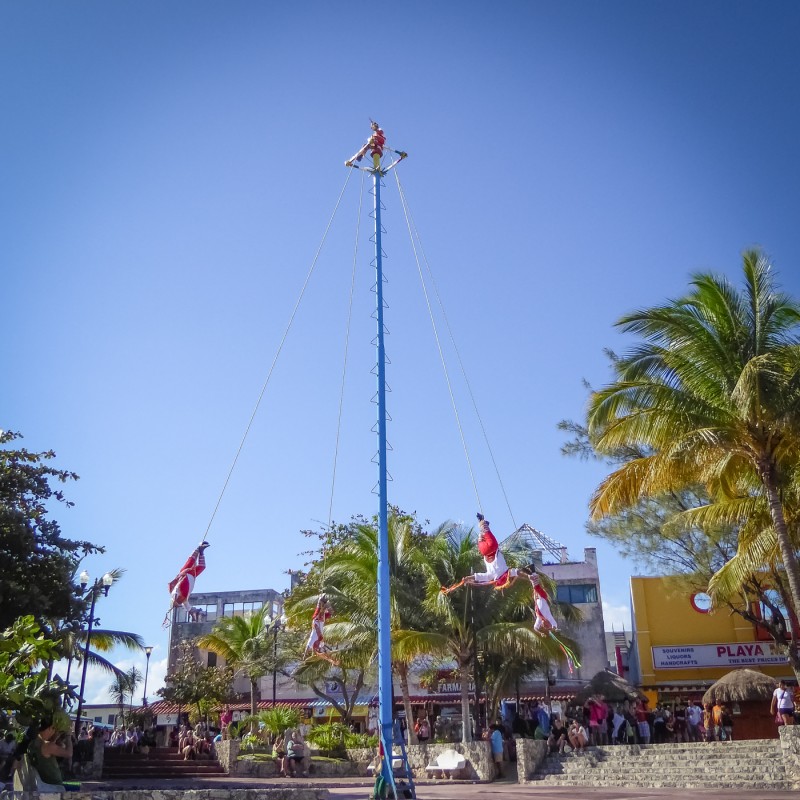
[257,706,301,735]
[344,731,378,749]
[306,721,349,757]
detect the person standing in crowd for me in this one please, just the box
[712,698,724,740]
[489,724,504,778]
[635,700,650,744]
[414,716,430,743]
[772,680,795,727]
[686,700,703,742]
[673,702,686,742]
[702,703,715,741]
[721,705,734,741]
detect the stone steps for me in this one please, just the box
[103,748,227,780]
[526,740,792,789]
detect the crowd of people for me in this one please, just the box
[485,690,765,768]
[167,722,219,760]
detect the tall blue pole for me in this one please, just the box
[373,169,394,785]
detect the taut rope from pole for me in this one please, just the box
[321,171,366,587]
[394,171,482,514]
[394,171,518,531]
[201,169,355,543]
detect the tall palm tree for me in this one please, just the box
[395,524,573,743]
[197,607,273,718]
[286,511,437,742]
[588,251,800,618]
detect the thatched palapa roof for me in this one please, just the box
[702,669,777,705]
[574,670,646,704]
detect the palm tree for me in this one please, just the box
[286,510,435,741]
[197,607,273,718]
[50,570,145,684]
[588,251,800,620]
[394,524,573,742]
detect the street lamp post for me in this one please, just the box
[270,614,287,706]
[74,571,114,737]
[142,646,153,706]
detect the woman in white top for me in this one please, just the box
[771,680,795,726]
[568,720,588,751]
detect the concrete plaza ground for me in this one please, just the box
[81,775,800,800]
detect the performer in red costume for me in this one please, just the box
[440,513,579,670]
[441,514,558,634]
[346,121,387,170]
[306,593,333,654]
[168,542,210,613]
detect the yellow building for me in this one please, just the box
[630,576,791,706]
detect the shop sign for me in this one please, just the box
[652,642,787,669]
[156,713,178,726]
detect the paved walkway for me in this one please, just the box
[82,776,800,800]
[329,784,800,800]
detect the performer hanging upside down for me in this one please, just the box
[168,542,210,613]
[306,593,333,654]
[442,514,528,590]
[441,514,558,635]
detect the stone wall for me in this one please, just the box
[515,738,547,781]
[347,740,493,781]
[216,739,239,773]
[779,725,800,788]
[217,739,360,779]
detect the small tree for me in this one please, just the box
[158,640,235,722]
[0,430,102,631]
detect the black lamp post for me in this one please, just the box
[270,614,287,705]
[74,570,113,736]
[142,646,153,706]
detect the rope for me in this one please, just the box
[200,169,354,543]
[394,171,518,531]
[321,170,365,588]
[394,171,482,513]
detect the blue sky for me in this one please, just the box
[4,1,800,703]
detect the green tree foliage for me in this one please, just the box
[196,609,274,718]
[286,509,436,733]
[397,524,577,742]
[560,415,737,578]
[585,251,800,674]
[158,640,235,720]
[0,616,76,728]
[109,666,143,728]
[0,430,102,631]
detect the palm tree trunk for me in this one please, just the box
[459,661,472,743]
[396,663,418,744]
[250,679,258,720]
[761,465,800,628]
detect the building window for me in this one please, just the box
[556,584,598,604]
[107,715,114,724]
[222,601,264,618]
[93,716,102,723]
[207,652,217,668]
[175,603,218,624]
